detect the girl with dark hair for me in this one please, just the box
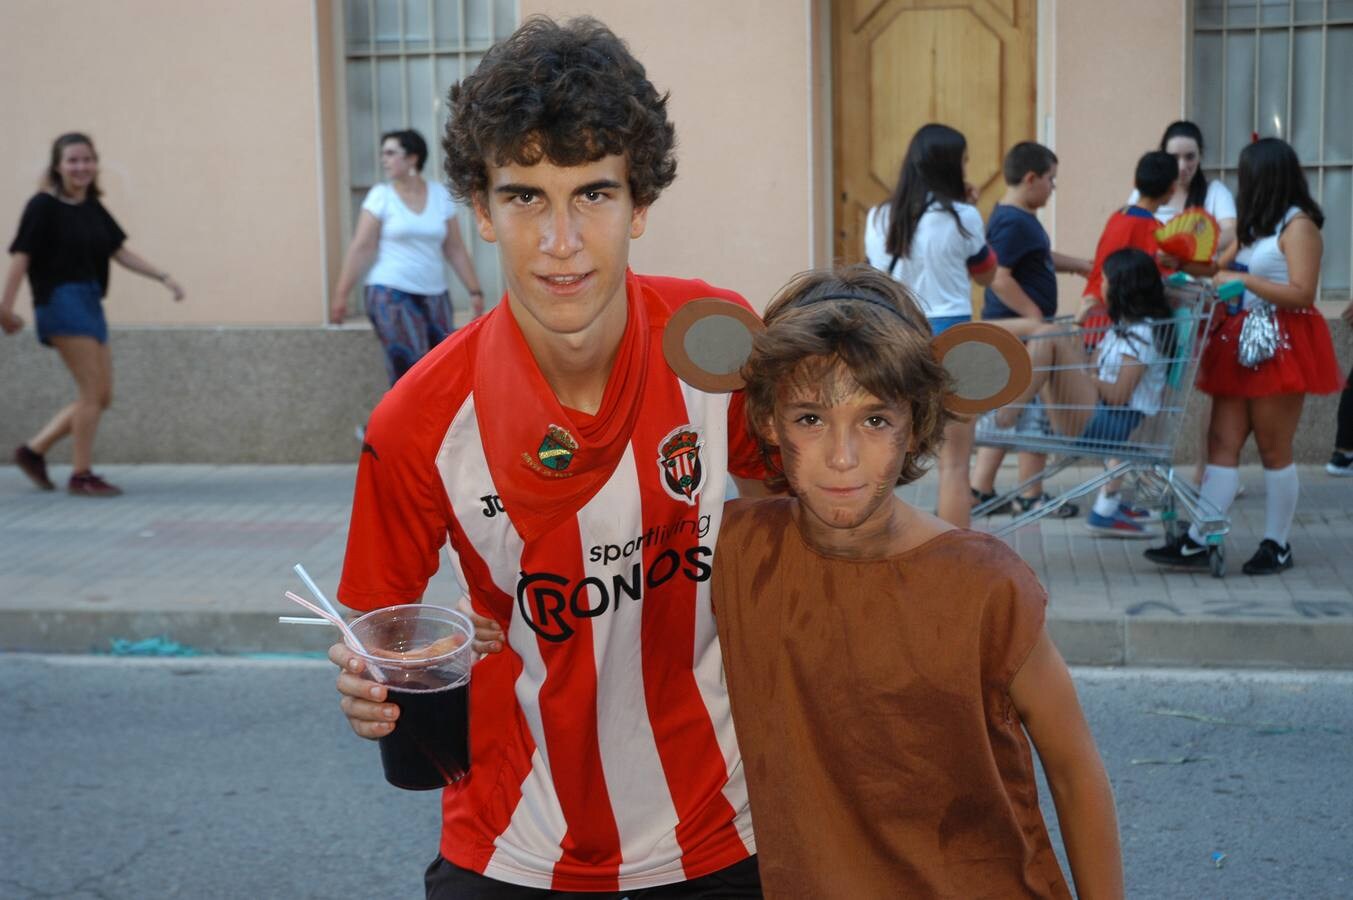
[1129,120,1237,252]
[2,132,185,497]
[864,123,998,527]
[996,248,1176,538]
[1146,138,1342,575]
[1100,248,1176,356]
[330,128,485,385]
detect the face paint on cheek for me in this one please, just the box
[869,431,909,499]
[776,429,805,493]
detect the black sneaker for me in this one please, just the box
[13,444,55,491]
[1241,539,1293,575]
[1327,451,1353,477]
[68,471,123,497]
[1144,532,1210,569]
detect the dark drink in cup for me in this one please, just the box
[380,679,470,790]
[347,604,476,792]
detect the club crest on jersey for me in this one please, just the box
[657,425,705,505]
[536,424,578,472]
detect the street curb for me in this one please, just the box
[4,609,1353,669]
[0,610,337,657]
[1049,615,1353,669]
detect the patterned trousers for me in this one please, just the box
[365,284,456,385]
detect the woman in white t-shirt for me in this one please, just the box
[1128,120,1237,252]
[330,129,485,384]
[864,123,997,527]
[1127,121,1237,489]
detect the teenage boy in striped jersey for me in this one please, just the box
[328,16,767,899]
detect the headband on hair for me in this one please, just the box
[663,296,1031,414]
[793,290,910,320]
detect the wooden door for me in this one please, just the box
[834,0,1037,311]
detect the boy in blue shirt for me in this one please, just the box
[971,142,1091,518]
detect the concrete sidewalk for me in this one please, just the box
[2,463,1351,667]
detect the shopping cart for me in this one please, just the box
[973,275,1240,576]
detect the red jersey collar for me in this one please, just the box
[473,270,655,542]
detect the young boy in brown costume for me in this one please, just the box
[711,265,1124,898]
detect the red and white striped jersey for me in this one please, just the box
[339,272,764,891]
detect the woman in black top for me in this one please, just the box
[2,132,184,496]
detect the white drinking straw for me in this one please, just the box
[284,591,344,625]
[291,564,387,683]
[278,616,333,626]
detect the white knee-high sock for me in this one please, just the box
[1263,464,1299,546]
[1092,488,1119,518]
[1189,465,1240,544]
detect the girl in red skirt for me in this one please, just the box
[1146,138,1342,575]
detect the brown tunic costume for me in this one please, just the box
[713,498,1071,899]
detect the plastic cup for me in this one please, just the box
[347,604,473,791]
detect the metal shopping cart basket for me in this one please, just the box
[973,274,1239,576]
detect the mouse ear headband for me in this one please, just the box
[663,295,1031,415]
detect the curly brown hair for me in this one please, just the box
[441,16,676,207]
[743,265,955,491]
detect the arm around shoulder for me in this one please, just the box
[1010,631,1124,900]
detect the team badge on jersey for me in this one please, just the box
[536,424,578,471]
[657,425,705,505]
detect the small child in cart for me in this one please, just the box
[996,247,1178,537]
[711,266,1123,899]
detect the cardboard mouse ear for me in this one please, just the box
[664,299,1032,412]
[663,298,764,392]
[932,322,1032,414]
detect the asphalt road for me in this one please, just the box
[2,656,1350,899]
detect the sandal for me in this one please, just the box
[970,488,1014,517]
[1013,491,1079,519]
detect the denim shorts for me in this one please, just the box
[928,313,972,336]
[35,280,107,346]
[1078,403,1144,447]
[1015,396,1052,434]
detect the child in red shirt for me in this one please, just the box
[1079,151,1177,329]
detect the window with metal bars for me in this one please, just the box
[1191,0,1353,299]
[338,0,518,314]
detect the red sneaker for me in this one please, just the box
[68,471,123,497]
[14,444,55,491]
